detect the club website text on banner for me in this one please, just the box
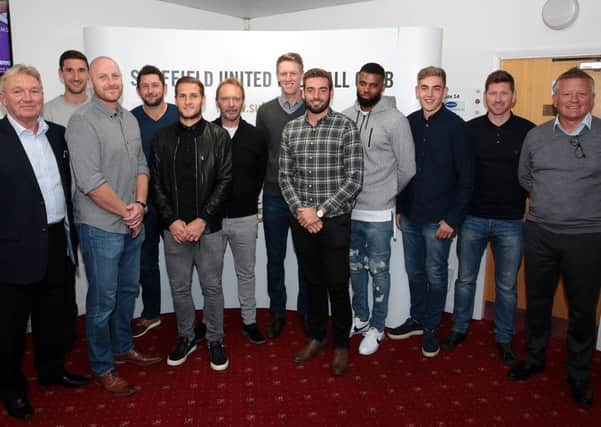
[77,26,475,331]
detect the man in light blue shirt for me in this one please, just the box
[0,64,88,421]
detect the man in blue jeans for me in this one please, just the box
[130,65,179,338]
[67,56,161,397]
[388,66,473,358]
[441,70,534,364]
[256,53,307,338]
[343,63,415,355]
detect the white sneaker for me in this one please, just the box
[349,317,369,337]
[359,328,384,355]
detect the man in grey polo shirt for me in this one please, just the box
[66,56,160,397]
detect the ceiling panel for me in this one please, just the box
[159,0,370,19]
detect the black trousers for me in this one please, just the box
[524,221,601,383]
[290,214,352,348]
[0,222,71,400]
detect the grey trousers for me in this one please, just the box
[163,231,225,343]
[221,215,258,325]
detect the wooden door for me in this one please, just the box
[484,56,601,321]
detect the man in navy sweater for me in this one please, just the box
[388,66,474,358]
[130,65,179,339]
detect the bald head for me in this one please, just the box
[89,56,123,108]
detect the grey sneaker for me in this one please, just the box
[208,341,229,371]
[387,318,424,340]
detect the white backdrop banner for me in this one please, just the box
[84,26,442,120]
[77,26,481,329]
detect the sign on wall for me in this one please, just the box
[84,26,443,121]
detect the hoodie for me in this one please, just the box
[343,96,416,213]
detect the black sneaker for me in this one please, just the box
[387,318,424,340]
[208,341,229,371]
[242,323,266,345]
[195,322,207,343]
[167,337,197,366]
[441,330,467,350]
[422,328,440,357]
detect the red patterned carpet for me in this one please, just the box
[2,309,600,426]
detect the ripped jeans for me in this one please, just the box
[349,220,393,332]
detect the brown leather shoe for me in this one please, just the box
[96,371,136,397]
[293,339,327,363]
[331,348,349,376]
[114,346,162,367]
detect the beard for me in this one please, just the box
[357,90,381,109]
[305,97,330,115]
[143,96,163,108]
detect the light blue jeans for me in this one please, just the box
[78,224,144,376]
[349,220,393,331]
[452,216,523,343]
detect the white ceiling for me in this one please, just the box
[159,0,370,19]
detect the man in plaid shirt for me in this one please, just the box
[279,68,363,376]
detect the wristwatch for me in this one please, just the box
[316,207,324,218]
[135,200,148,214]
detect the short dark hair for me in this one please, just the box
[59,50,89,70]
[136,65,165,88]
[303,68,333,90]
[175,76,205,97]
[552,67,595,95]
[485,70,515,92]
[359,62,385,78]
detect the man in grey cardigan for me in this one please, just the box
[510,67,600,408]
[343,63,415,355]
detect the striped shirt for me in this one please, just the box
[279,109,363,217]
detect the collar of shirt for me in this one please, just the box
[485,111,514,128]
[419,105,447,123]
[554,112,592,136]
[6,113,48,137]
[278,96,304,114]
[177,117,206,135]
[91,94,124,118]
[302,108,334,128]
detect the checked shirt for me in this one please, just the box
[279,109,363,217]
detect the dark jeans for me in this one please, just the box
[400,214,453,331]
[290,214,352,349]
[523,221,601,383]
[262,191,307,318]
[0,223,70,400]
[139,206,161,320]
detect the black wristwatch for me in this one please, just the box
[135,200,148,214]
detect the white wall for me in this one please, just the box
[251,0,601,101]
[9,0,242,99]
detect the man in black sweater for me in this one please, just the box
[440,70,534,365]
[256,52,307,338]
[213,78,268,344]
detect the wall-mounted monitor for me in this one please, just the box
[0,0,12,74]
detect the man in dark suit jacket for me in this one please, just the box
[0,64,88,421]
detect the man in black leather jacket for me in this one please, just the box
[149,76,232,370]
